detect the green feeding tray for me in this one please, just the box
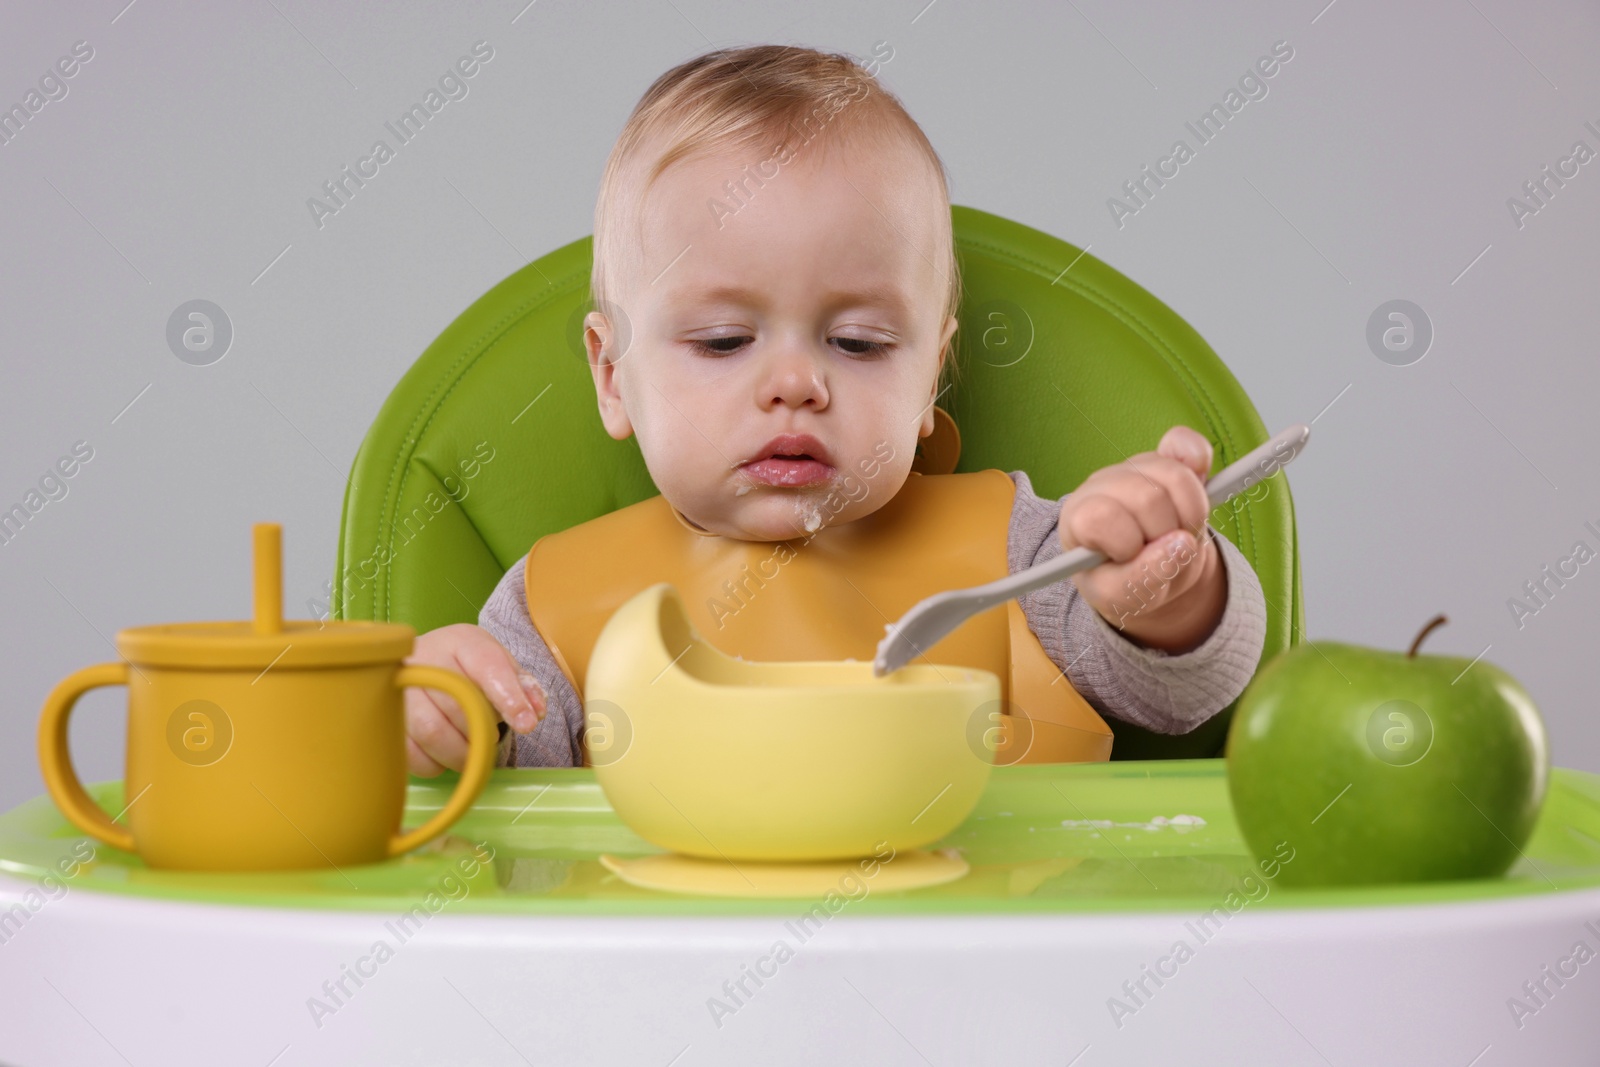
[3,758,1597,912]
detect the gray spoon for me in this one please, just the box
[872,423,1312,676]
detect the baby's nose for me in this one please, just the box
[757,348,829,409]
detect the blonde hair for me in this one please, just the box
[590,44,964,392]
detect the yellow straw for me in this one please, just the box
[253,523,283,635]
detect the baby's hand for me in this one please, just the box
[404,623,547,776]
[1058,425,1226,653]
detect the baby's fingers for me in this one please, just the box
[406,736,447,778]
[1059,494,1146,563]
[454,638,545,734]
[1128,453,1210,540]
[1075,528,1205,626]
[1156,425,1213,479]
[406,699,468,775]
[408,624,545,735]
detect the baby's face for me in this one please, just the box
[586,133,957,542]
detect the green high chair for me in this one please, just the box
[331,204,1303,760]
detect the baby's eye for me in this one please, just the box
[687,335,891,358]
[690,336,752,356]
[832,337,890,358]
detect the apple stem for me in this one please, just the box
[1407,614,1448,658]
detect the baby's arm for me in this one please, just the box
[1006,468,1268,734]
[476,556,586,768]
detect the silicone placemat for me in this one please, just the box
[3,759,1597,915]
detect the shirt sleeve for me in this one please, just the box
[477,555,585,768]
[1005,469,1269,735]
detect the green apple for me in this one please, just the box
[1226,615,1549,887]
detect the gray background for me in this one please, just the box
[2,0,1595,814]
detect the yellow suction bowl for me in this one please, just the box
[584,583,999,863]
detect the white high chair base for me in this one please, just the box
[2,870,1594,1065]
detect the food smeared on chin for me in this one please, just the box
[797,496,826,534]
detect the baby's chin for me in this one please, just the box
[680,484,843,542]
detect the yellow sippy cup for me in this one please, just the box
[36,523,498,872]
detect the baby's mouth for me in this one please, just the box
[737,454,835,488]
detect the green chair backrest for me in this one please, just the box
[333,205,1303,758]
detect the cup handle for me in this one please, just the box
[389,664,498,858]
[37,662,136,852]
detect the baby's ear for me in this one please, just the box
[591,385,633,441]
[923,313,959,434]
[581,311,610,366]
[937,313,959,369]
[919,384,940,439]
[586,316,634,441]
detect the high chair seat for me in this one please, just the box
[333,205,1302,758]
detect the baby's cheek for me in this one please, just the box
[837,472,868,503]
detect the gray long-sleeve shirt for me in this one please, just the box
[479,470,1268,767]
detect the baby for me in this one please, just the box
[401,44,1267,775]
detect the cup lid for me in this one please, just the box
[115,523,416,669]
[117,619,415,669]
